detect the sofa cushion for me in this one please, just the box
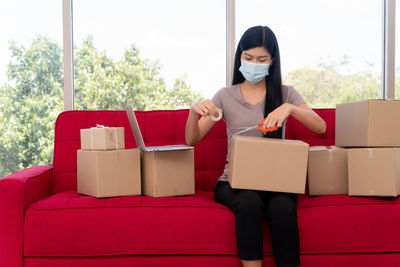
[297,194,400,254]
[24,189,400,257]
[25,190,275,257]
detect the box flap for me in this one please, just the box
[235,135,308,147]
[309,146,345,152]
[367,99,400,102]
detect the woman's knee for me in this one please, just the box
[266,193,298,221]
[233,190,264,215]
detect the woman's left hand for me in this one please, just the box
[262,103,294,129]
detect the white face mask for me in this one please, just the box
[239,60,270,84]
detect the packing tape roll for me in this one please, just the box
[211,110,223,121]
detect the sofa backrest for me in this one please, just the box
[52,108,335,193]
[285,108,335,146]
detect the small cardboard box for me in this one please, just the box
[77,148,141,198]
[81,126,125,150]
[228,135,309,194]
[142,149,195,197]
[348,148,400,197]
[336,99,400,147]
[307,146,348,196]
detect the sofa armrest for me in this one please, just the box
[0,165,52,267]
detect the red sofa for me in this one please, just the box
[1,109,400,267]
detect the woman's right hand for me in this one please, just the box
[186,99,222,146]
[191,99,222,118]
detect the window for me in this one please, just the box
[236,0,382,107]
[0,0,63,178]
[396,1,400,99]
[73,0,225,111]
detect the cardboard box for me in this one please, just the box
[142,149,195,197]
[307,146,348,196]
[228,135,309,194]
[77,148,141,198]
[348,148,400,197]
[336,99,400,147]
[81,126,125,150]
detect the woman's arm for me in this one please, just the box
[185,100,221,146]
[290,103,326,134]
[262,103,326,134]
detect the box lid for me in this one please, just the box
[309,146,346,152]
[234,135,308,147]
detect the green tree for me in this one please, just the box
[74,36,202,110]
[284,57,381,108]
[0,35,203,178]
[0,36,63,176]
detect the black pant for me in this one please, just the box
[214,180,300,267]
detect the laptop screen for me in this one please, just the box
[125,105,146,151]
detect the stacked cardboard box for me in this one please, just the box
[81,126,125,150]
[308,100,400,197]
[77,126,141,198]
[336,100,400,197]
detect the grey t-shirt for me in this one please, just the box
[211,83,306,182]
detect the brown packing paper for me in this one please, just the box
[77,148,141,198]
[336,99,400,147]
[228,135,309,194]
[348,148,400,197]
[81,127,125,150]
[307,146,348,196]
[141,149,195,197]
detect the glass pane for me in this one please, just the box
[0,1,63,178]
[73,0,225,110]
[236,0,382,107]
[396,1,400,99]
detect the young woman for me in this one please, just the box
[185,26,326,267]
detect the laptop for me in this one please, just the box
[125,105,193,152]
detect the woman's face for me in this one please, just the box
[241,46,272,64]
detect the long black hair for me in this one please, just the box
[232,26,283,139]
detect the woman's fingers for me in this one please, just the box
[204,100,220,117]
[263,115,275,128]
[198,106,207,116]
[263,113,281,129]
[191,99,222,120]
[268,118,278,128]
[200,103,213,116]
[263,104,292,128]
